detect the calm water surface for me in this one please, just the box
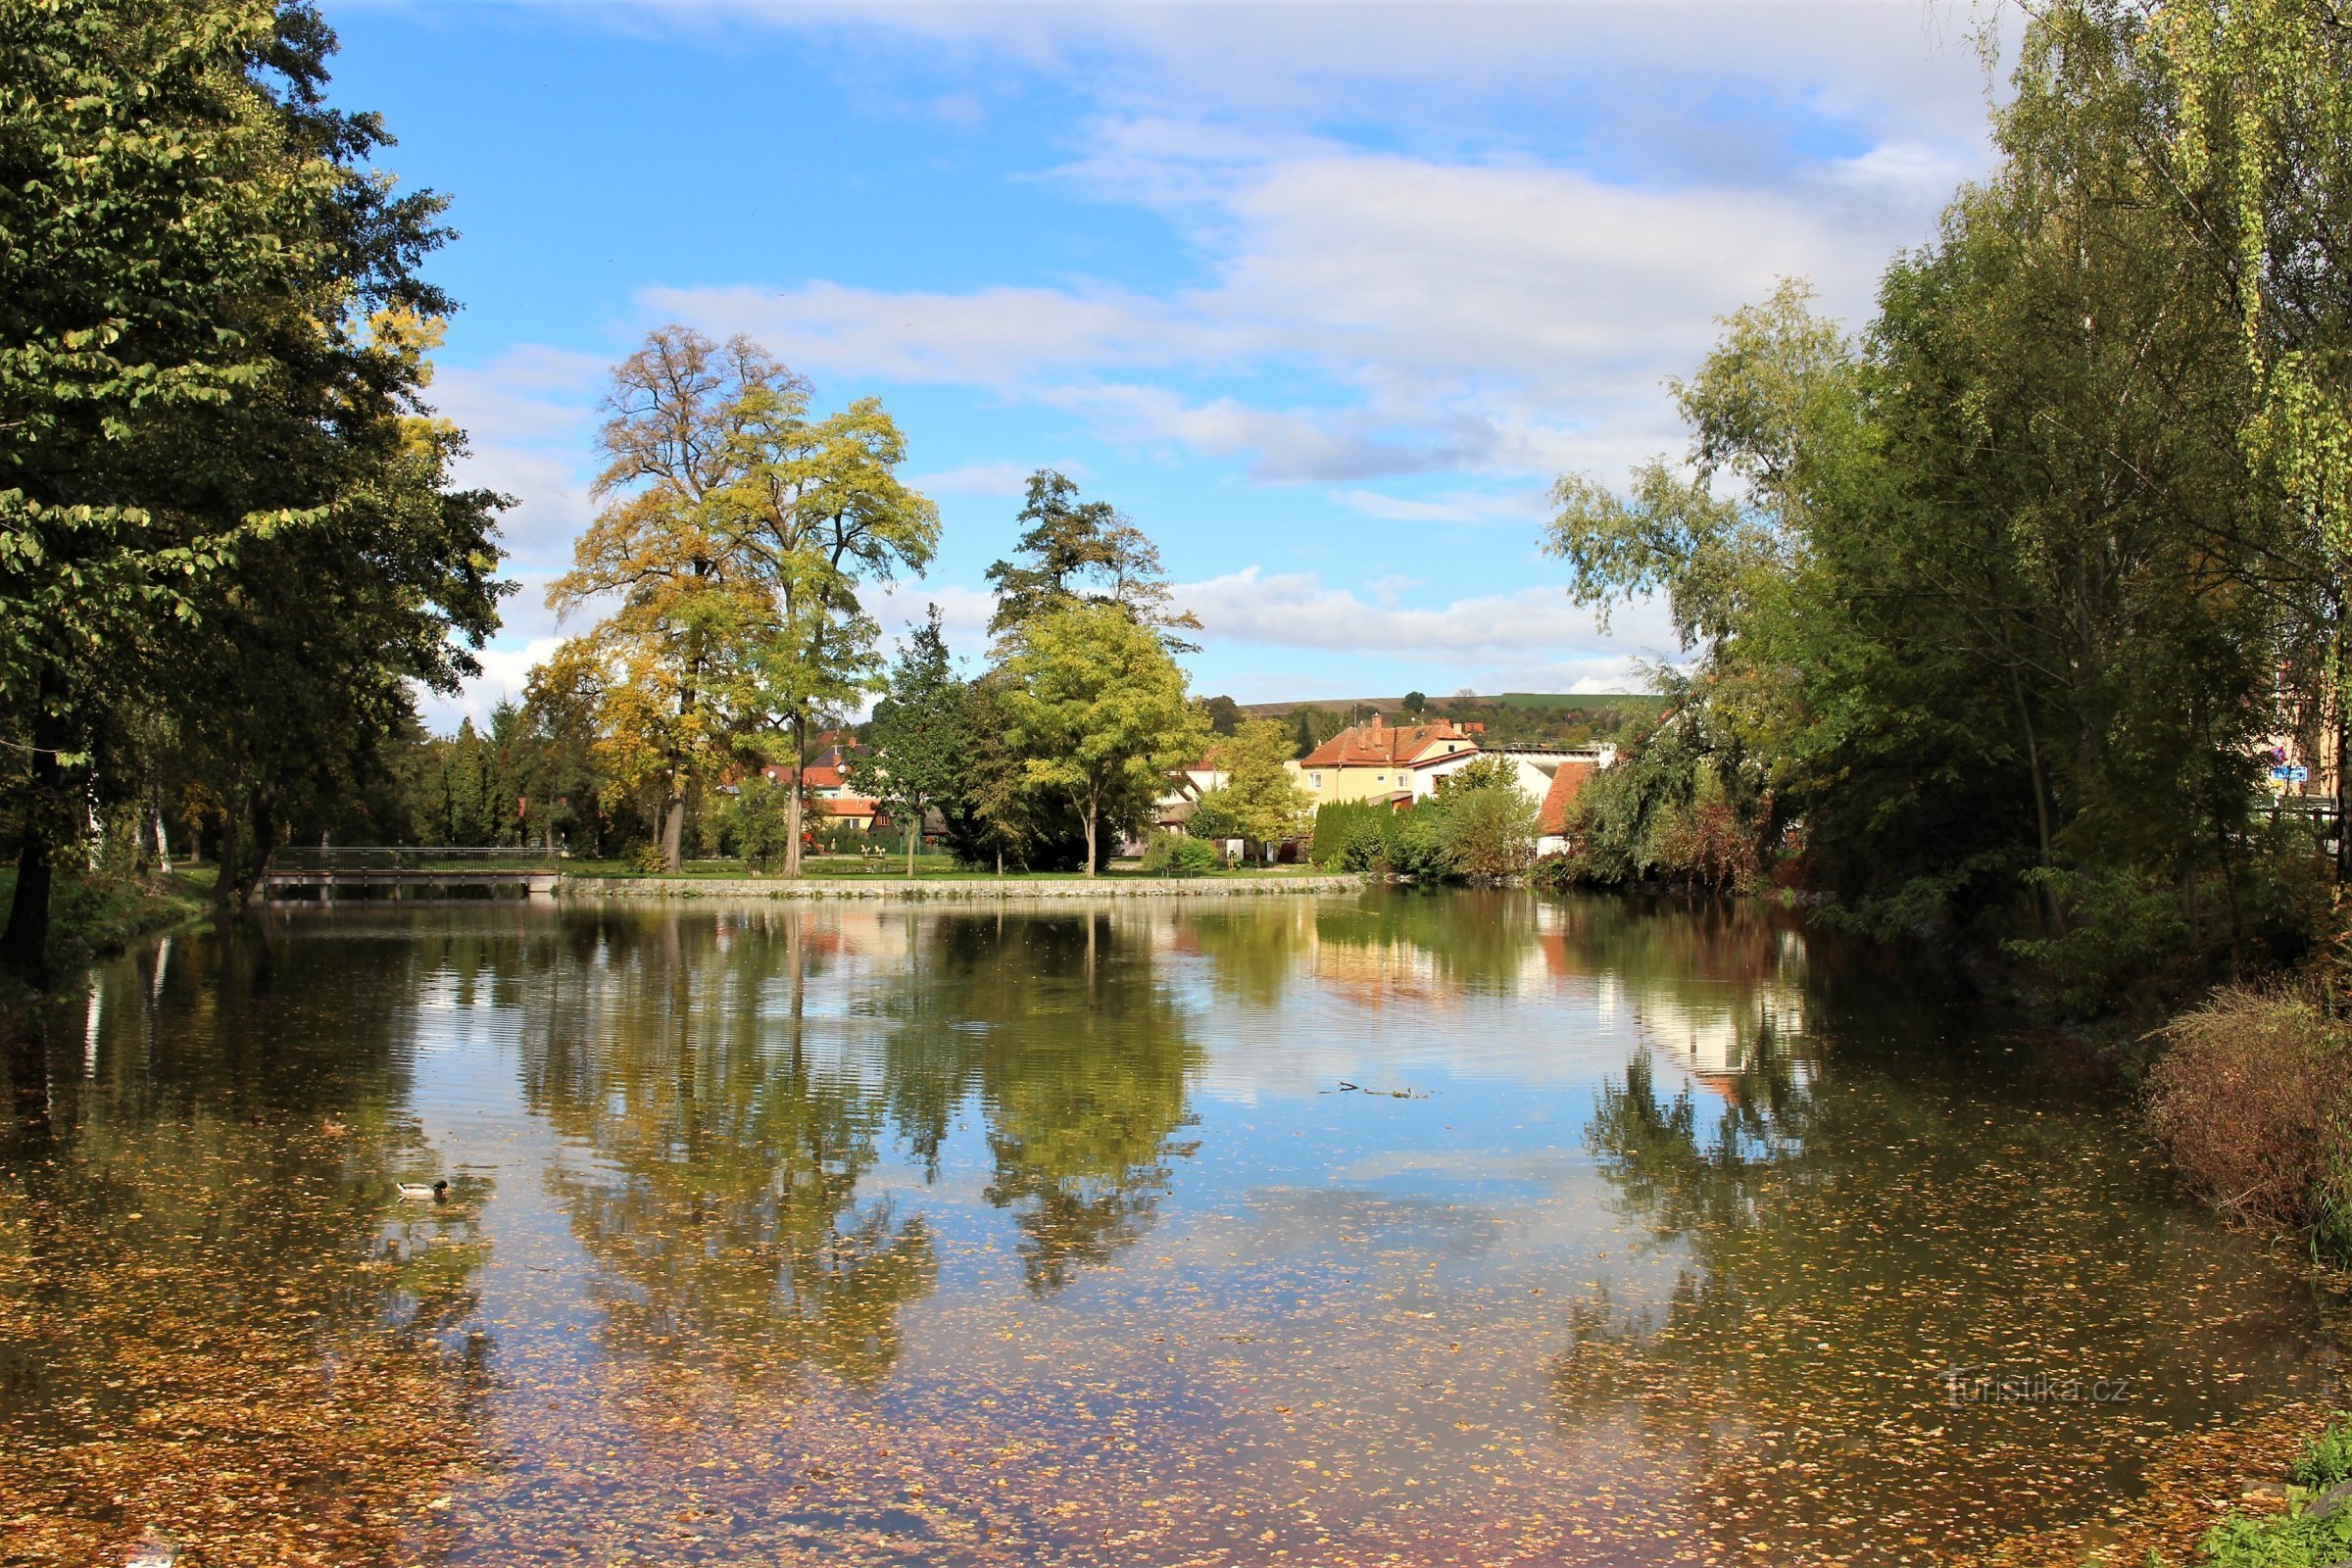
[1,892,2342,1567]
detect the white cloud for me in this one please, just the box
[906,460,1046,498]
[413,636,564,734]
[1334,487,1544,525]
[654,122,1955,482]
[1177,565,1680,666]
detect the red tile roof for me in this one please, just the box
[1298,718,1476,769]
[1539,760,1598,836]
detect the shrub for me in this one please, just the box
[2145,984,2352,1242]
[2289,1419,2352,1492]
[721,775,793,871]
[1142,832,1218,876]
[1437,777,1539,879]
[1310,801,1388,867]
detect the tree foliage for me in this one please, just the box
[0,0,506,968]
[1001,604,1207,877]
[1544,0,2345,1008]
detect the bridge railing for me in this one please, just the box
[269,845,564,872]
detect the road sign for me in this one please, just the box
[2272,765,2311,782]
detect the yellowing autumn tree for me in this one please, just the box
[545,326,935,873]
[723,386,938,877]
[548,329,782,869]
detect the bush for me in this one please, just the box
[1436,778,1539,879]
[2145,984,2352,1248]
[1310,801,1389,867]
[1142,832,1219,876]
[721,776,793,871]
[2290,1420,2352,1492]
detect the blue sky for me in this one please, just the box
[327,1,2005,726]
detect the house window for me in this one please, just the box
[1310,772,1322,789]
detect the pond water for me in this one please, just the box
[1,892,2342,1567]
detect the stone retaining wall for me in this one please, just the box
[555,873,1365,902]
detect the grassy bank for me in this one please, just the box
[0,867,211,969]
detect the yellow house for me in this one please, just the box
[1285,715,1484,806]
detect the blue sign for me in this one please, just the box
[2272,765,2311,782]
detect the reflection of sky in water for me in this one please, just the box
[4,893,2340,1568]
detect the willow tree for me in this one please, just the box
[2133,0,2352,868]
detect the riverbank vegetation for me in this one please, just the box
[1543,0,2351,1025]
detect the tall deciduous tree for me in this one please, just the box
[723,380,937,878]
[1002,604,1207,877]
[0,0,502,967]
[548,329,785,871]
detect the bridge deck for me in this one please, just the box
[256,868,561,897]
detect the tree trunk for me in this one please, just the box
[2334,594,2350,883]
[212,786,242,908]
[661,765,687,874]
[150,789,172,874]
[906,800,918,879]
[784,710,808,880]
[235,786,278,907]
[2,667,74,977]
[1081,794,1099,879]
[2008,663,2063,934]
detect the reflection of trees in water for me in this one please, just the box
[1183,893,1818,1085]
[518,909,934,1392]
[876,910,1201,1296]
[1563,1040,2330,1564]
[0,926,492,1566]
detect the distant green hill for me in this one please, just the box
[1234,692,1663,718]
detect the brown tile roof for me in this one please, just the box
[1298,718,1476,769]
[1539,760,1598,835]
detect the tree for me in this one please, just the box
[0,1,502,964]
[1191,718,1310,861]
[547,329,788,872]
[546,328,935,876]
[1203,695,1244,735]
[1401,691,1427,718]
[723,378,938,877]
[1429,754,1541,879]
[985,470,1201,651]
[854,608,969,878]
[1001,604,1207,877]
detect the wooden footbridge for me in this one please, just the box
[256,846,563,902]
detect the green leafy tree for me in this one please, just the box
[547,329,792,873]
[854,607,969,877]
[1191,717,1309,861]
[1001,603,1207,877]
[724,380,938,877]
[1,2,502,959]
[985,469,1201,652]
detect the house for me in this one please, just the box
[1286,714,1485,806]
[1152,755,1231,833]
[1479,745,1617,856]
